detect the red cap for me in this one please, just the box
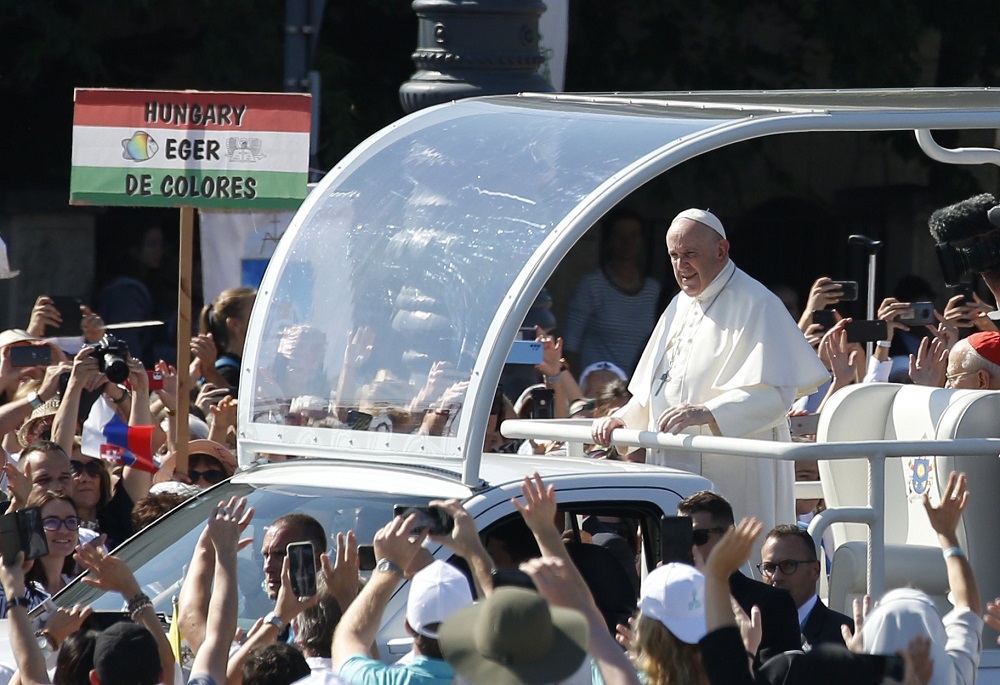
[968,331,1000,366]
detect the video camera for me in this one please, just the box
[86,333,131,384]
[929,193,1000,286]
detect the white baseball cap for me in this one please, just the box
[406,560,474,639]
[638,562,707,644]
[672,208,726,239]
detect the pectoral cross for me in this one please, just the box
[654,372,669,396]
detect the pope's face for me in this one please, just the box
[666,219,729,297]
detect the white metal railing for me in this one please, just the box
[501,418,1000,598]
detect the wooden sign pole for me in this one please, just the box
[174,205,194,475]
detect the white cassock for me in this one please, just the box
[614,259,828,532]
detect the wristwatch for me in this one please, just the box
[375,558,404,577]
[35,629,56,654]
[27,391,43,409]
[262,611,284,631]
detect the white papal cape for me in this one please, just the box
[614,260,828,532]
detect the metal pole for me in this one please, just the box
[866,252,877,357]
[867,452,886,599]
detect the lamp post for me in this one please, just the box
[400,0,554,113]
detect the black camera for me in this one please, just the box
[86,334,130,384]
[929,193,1000,286]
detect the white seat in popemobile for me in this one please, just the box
[816,382,1000,622]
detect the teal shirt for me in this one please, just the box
[338,655,455,685]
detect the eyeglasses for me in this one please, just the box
[71,461,104,478]
[945,371,974,385]
[757,559,816,577]
[189,468,227,485]
[692,527,727,546]
[42,516,81,532]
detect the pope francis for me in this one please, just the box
[592,208,828,532]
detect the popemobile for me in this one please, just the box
[10,88,1000,681]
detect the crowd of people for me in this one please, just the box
[0,191,999,684]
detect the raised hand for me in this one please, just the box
[511,473,559,535]
[922,470,967,544]
[840,595,873,653]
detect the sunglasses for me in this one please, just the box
[42,516,81,532]
[189,468,227,485]
[692,527,727,546]
[71,461,104,478]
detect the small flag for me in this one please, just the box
[81,397,158,473]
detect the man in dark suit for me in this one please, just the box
[677,491,800,663]
[760,524,853,649]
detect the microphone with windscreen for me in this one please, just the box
[928,193,1000,286]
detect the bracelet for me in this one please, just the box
[544,370,564,384]
[126,591,151,614]
[943,546,965,559]
[7,596,30,609]
[112,388,131,405]
[129,599,153,622]
[876,340,891,349]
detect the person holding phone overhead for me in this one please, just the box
[593,209,827,537]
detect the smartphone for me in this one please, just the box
[518,326,538,341]
[844,319,888,343]
[955,282,976,306]
[507,340,544,365]
[393,505,455,535]
[358,544,377,571]
[47,296,83,337]
[0,507,48,566]
[811,309,836,330]
[286,541,317,597]
[790,413,821,437]
[82,611,133,632]
[530,387,555,420]
[897,301,936,327]
[346,409,373,431]
[9,345,52,368]
[490,568,536,590]
[660,515,694,566]
[829,280,859,302]
[147,369,165,391]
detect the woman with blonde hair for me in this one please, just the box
[631,563,710,685]
[191,287,256,396]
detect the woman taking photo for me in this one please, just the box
[191,287,256,397]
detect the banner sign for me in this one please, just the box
[70,88,311,209]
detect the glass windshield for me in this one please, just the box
[57,480,451,626]
[247,100,713,455]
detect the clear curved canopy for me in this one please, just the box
[240,88,1000,477]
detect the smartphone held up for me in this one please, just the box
[286,541,317,597]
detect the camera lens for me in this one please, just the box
[103,354,129,384]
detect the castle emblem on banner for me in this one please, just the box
[226,137,266,162]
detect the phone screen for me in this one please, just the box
[660,516,694,566]
[811,309,836,330]
[829,280,859,302]
[9,345,52,368]
[358,544,376,571]
[47,296,83,337]
[530,387,555,420]
[491,568,536,590]
[393,505,454,535]
[287,542,317,597]
[844,319,888,343]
